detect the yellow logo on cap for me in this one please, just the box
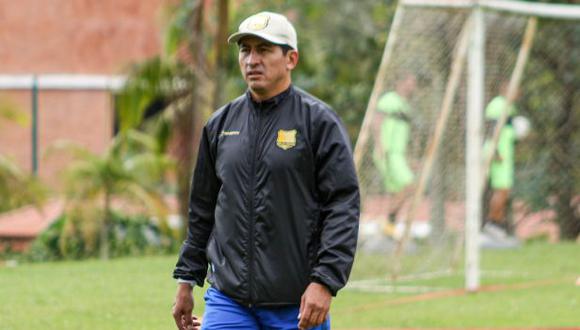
[247,14,270,31]
[276,129,297,150]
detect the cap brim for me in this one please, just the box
[227,32,293,49]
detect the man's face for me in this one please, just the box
[238,36,297,97]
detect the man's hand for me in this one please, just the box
[298,282,332,330]
[172,283,200,330]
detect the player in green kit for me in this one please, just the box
[373,74,417,234]
[481,83,521,248]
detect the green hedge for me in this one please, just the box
[26,212,177,262]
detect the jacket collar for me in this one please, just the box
[246,85,294,109]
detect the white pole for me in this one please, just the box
[483,0,580,20]
[465,5,484,292]
[402,0,580,20]
[402,0,473,9]
[0,74,126,91]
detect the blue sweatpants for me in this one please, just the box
[201,287,331,330]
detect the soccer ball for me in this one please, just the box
[513,115,531,139]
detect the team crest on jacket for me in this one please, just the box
[276,129,297,150]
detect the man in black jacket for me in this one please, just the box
[172,11,359,330]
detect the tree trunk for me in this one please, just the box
[176,0,206,239]
[100,191,111,260]
[213,0,229,110]
[552,87,579,240]
[175,106,195,240]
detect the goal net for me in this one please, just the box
[351,0,580,293]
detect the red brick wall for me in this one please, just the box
[0,0,167,184]
[0,0,165,74]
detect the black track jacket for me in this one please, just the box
[173,85,360,307]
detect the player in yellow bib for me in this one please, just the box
[482,85,521,248]
[485,96,516,191]
[373,74,417,227]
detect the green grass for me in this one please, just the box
[0,242,578,329]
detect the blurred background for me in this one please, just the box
[0,0,398,260]
[0,0,578,328]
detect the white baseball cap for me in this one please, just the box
[228,11,298,51]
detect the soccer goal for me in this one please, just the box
[351,0,580,293]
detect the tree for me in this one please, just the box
[218,0,397,140]
[519,10,580,240]
[116,0,229,238]
[51,130,173,259]
[0,154,46,213]
[0,99,46,213]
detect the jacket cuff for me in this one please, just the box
[310,274,338,296]
[172,270,205,288]
[176,278,196,287]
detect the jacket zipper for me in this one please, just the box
[247,103,262,307]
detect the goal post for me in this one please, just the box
[352,0,580,293]
[465,5,484,293]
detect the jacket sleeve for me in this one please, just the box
[173,126,221,287]
[310,110,360,296]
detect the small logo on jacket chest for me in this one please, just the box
[219,130,240,137]
[276,129,297,150]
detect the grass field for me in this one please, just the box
[0,242,578,329]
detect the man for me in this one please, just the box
[372,74,417,234]
[172,11,360,330]
[481,83,520,248]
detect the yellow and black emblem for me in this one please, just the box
[247,14,270,31]
[276,129,297,150]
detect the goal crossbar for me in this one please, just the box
[402,0,580,20]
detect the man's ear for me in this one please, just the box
[286,50,299,70]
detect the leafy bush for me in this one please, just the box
[26,212,176,262]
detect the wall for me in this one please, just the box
[0,0,167,183]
